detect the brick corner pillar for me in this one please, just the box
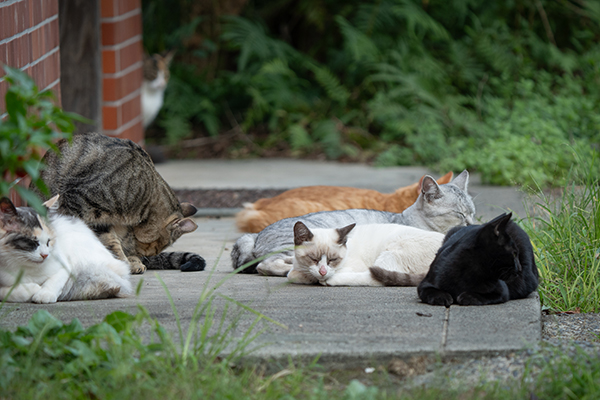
[100,0,144,144]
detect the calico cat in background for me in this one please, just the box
[416,212,539,306]
[142,51,174,128]
[33,132,205,274]
[289,221,444,286]
[231,170,475,276]
[236,172,454,233]
[0,196,132,303]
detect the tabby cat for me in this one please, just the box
[0,196,132,303]
[289,222,444,286]
[142,51,174,128]
[236,172,453,233]
[33,132,205,274]
[231,170,475,276]
[415,212,539,306]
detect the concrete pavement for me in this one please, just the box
[0,159,540,370]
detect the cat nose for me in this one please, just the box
[41,253,48,260]
[319,265,327,276]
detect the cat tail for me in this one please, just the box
[369,267,426,286]
[142,252,206,272]
[230,233,260,274]
[59,260,133,301]
[235,203,270,233]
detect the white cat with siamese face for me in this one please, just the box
[0,195,132,303]
[288,222,444,286]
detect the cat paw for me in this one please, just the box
[457,292,484,306]
[31,289,58,304]
[426,292,453,307]
[128,257,147,274]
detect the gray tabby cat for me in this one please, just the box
[231,170,475,276]
[33,132,205,274]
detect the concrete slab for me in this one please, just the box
[0,159,541,369]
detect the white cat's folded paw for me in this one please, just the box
[31,289,59,304]
[0,283,42,302]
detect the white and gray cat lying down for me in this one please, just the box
[231,170,476,283]
[0,196,132,303]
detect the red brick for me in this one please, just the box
[48,0,58,18]
[101,14,141,45]
[102,49,117,73]
[100,0,115,18]
[118,119,143,143]
[30,26,41,60]
[121,93,141,124]
[0,4,14,42]
[17,0,27,31]
[102,66,142,101]
[0,43,7,67]
[103,105,119,130]
[6,39,17,68]
[0,79,7,113]
[118,39,142,71]
[31,0,43,25]
[117,0,140,16]
[48,18,59,50]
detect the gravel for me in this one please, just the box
[173,188,288,209]
[399,312,600,389]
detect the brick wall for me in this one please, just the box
[0,0,61,111]
[100,0,144,143]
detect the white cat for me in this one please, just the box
[288,221,444,286]
[0,195,133,303]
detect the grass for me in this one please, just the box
[522,153,600,313]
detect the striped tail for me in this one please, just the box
[143,252,206,272]
[369,266,425,286]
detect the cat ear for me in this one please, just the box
[451,170,469,191]
[43,194,60,210]
[173,218,198,234]
[180,203,197,217]
[421,176,443,201]
[489,212,512,236]
[336,223,355,245]
[0,197,21,231]
[294,221,313,245]
[163,50,176,65]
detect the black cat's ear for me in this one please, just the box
[0,197,21,231]
[421,176,443,201]
[294,221,313,246]
[336,223,356,245]
[489,212,512,236]
[451,170,469,192]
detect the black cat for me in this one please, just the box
[417,212,539,306]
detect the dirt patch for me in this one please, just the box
[173,188,289,208]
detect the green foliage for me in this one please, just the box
[143,0,600,186]
[0,66,85,212]
[522,154,600,313]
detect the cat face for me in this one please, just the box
[293,222,354,282]
[481,212,522,278]
[0,198,55,267]
[143,52,174,90]
[417,170,476,232]
[133,213,198,257]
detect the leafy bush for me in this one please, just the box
[0,66,84,211]
[142,0,600,186]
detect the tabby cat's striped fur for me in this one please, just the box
[33,132,204,274]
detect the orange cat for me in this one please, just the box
[236,172,454,233]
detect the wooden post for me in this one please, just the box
[58,0,102,134]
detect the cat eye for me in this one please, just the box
[10,237,39,252]
[329,258,338,263]
[47,239,51,246]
